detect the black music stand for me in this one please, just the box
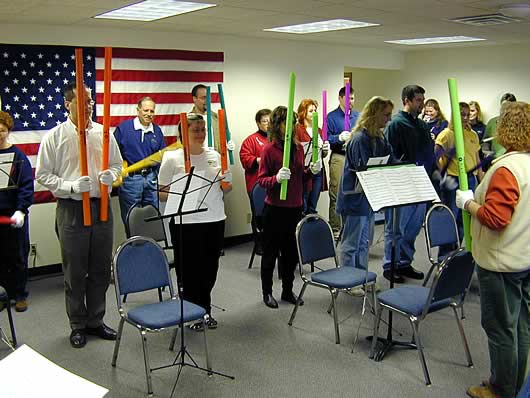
[145,166,234,396]
[0,155,23,191]
[353,164,438,362]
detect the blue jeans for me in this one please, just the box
[438,175,477,259]
[383,203,426,271]
[340,213,374,270]
[303,171,322,214]
[118,171,159,225]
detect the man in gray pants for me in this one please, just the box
[36,82,123,348]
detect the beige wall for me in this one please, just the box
[4,23,404,267]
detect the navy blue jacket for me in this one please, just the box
[0,145,34,213]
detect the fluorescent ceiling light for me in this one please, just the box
[94,0,216,22]
[385,36,486,45]
[264,19,379,34]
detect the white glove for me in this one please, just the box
[275,167,291,183]
[98,169,115,186]
[322,141,330,153]
[456,189,474,210]
[72,176,92,193]
[10,210,25,228]
[440,175,459,191]
[221,170,232,184]
[339,130,352,142]
[310,159,322,175]
[226,139,235,151]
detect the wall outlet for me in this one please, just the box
[30,243,37,256]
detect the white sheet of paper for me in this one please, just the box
[0,344,108,398]
[0,152,15,188]
[366,155,390,166]
[163,170,208,217]
[357,165,440,211]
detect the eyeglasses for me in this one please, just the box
[186,113,204,121]
[65,99,95,106]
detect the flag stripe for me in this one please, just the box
[94,81,223,93]
[95,58,224,71]
[95,103,209,116]
[95,47,224,62]
[94,92,220,104]
[96,115,182,127]
[95,70,223,82]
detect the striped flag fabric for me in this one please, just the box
[1,44,224,203]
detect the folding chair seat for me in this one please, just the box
[370,249,475,386]
[111,236,210,396]
[288,214,377,344]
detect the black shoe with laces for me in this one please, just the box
[383,270,405,284]
[263,294,278,309]
[70,329,87,348]
[399,266,425,280]
[281,292,304,306]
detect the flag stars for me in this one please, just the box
[30,78,36,85]
[3,52,8,58]
[4,87,10,93]
[22,104,29,110]
[55,87,61,93]
[63,62,68,68]
[86,71,92,77]
[3,70,9,76]
[38,104,45,110]
[56,120,62,126]
[55,103,62,109]
[70,54,75,60]
[63,78,68,84]
[31,112,37,119]
[21,70,27,76]
[13,95,20,102]
[54,70,60,76]
[47,112,54,118]
[38,87,45,93]
[71,71,76,77]
[63,112,68,118]
[23,121,29,127]
[21,87,28,93]
[12,61,18,67]
[37,53,43,59]
[40,120,46,127]
[54,54,60,59]
[46,78,53,84]
[14,112,20,119]
[30,96,37,101]
[12,78,19,84]
[46,62,52,67]
[47,95,53,101]
[20,53,26,59]
[86,55,92,61]
[4,104,11,111]
[29,61,35,67]
[38,70,44,76]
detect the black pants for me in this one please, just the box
[170,219,225,314]
[261,205,302,296]
[0,208,28,300]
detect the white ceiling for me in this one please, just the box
[2,0,530,50]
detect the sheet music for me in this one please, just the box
[0,152,15,188]
[357,165,440,211]
[366,154,390,166]
[163,171,208,216]
[0,344,108,398]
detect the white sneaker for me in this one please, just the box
[349,288,365,297]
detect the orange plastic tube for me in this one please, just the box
[100,47,112,221]
[218,109,230,189]
[180,113,191,173]
[75,48,91,226]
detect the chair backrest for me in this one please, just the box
[426,248,475,310]
[113,236,174,305]
[424,203,460,252]
[126,203,169,247]
[250,183,267,219]
[296,214,337,266]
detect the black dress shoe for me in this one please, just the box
[85,324,117,340]
[383,270,405,284]
[281,292,304,306]
[399,266,425,280]
[70,329,87,348]
[263,294,278,309]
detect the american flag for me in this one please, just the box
[0,44,224,203]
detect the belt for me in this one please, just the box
[130,168,153,177]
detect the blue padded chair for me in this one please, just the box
[0,285,17,350]
[423,203,460,285]
[111,236,210,396]
[288,214,377,344]
[248,182,267,269]
[370,248,475,386]
[517,375,530,398]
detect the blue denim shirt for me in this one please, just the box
[336,129,391,216]
[327,106,360,154]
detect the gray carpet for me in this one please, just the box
[1,225,495,397]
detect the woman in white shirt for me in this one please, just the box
[158,113,232,331]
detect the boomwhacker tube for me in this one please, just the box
[322,90,328,141]
[312,112,319,163]
[344,81,350,131]
[217,84,234,165]
[280,72,296,200]
[100,47,112,222]
[448,78,471,251]
[206,86,213,148]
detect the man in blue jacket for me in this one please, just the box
[326,85,359,240]
[114,97,165,225]
[383,85,433,283]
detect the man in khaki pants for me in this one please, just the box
[325,86,359,240]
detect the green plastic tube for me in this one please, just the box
[280,72,296,200]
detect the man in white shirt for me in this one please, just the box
[36,82,122,348]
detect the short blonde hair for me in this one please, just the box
[497,101,530,151]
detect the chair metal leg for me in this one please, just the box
[330,289,340,344]
[461,305,466,320]
[327,290,339,314]
[112,317,125,367]
[123,294,128,303]
[169,328,178,351]
[369,305,383,358]
[140,329,154,396]
[202,316,212,374]
[288,282,308,326]
[452,305,473,367]
[410,319,431,386]
[5,300,17,348]
[157,288,163,302]
[248,242,256,269]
